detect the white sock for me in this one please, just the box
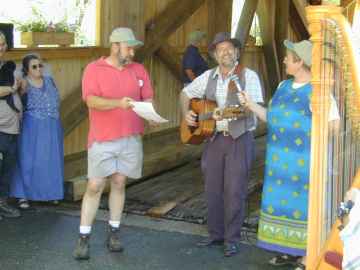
[109,220,120,228]
[79,225,91,235]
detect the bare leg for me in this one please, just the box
[108,173,127,222]
[80,178,106,226]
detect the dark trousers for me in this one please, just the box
[0,132,17,198]
[201,131,254,244]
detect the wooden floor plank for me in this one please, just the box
[124,135,266,223]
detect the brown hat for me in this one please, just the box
[208,32,242,51]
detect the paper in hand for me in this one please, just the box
[130,102,169,123]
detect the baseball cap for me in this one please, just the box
[109,27,144,47]
[284,39,313,67]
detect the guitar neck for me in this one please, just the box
[198,107,242,121]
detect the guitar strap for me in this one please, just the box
[228,63,245,94]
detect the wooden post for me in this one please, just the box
[234,0,259,57]
[207,0,216,41]
[96,0,102,46]
[275,0,289,79]
[214,0,233,33]
[257,0,281,93]
[207,0,233,43]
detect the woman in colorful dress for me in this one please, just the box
[238,40,339,270]
[10,54,64,208]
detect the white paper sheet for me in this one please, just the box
[130,102,169,123]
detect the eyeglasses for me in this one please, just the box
[31,64,43,70]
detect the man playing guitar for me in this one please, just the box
[179,32,263,257]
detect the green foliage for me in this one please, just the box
[12,5,72,33]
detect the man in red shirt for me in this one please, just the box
[73,27,154,260]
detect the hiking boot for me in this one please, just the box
[106,226,124,252]
[73,234,90,260]
[0,198,21,218]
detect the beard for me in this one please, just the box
[118,55,132,65]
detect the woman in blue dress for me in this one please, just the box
[238,40,338,270]
[10,54,64,208]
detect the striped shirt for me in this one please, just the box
[183,64,263,131]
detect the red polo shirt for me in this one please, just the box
[82,58,154,147]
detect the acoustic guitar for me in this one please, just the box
[180,98,245,145]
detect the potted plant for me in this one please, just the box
[14,12,75,47]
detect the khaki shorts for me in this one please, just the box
[87,135,143,179]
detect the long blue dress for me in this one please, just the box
[10,76,64,201]
[257,79,312,256]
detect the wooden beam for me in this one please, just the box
[60,88,88,137]
[4,47,108,61]
[290,0,310,40]
[291,0,310,29]
[275,0,290,79]
[135,0,206,62]
[342,0,356,6]
[155,43,183,82]
[234,0,259,53]
[257,0,281,94]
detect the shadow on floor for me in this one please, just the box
[0,210,293,270]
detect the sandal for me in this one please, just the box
[18,199,30,210]
[268,254,298,266]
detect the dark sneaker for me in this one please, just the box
[73,234,90,260]
[0,198,21,218]
[106,226,124,252]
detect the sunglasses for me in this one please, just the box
[31,64,43,70]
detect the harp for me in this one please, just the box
[306,4,360,269]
